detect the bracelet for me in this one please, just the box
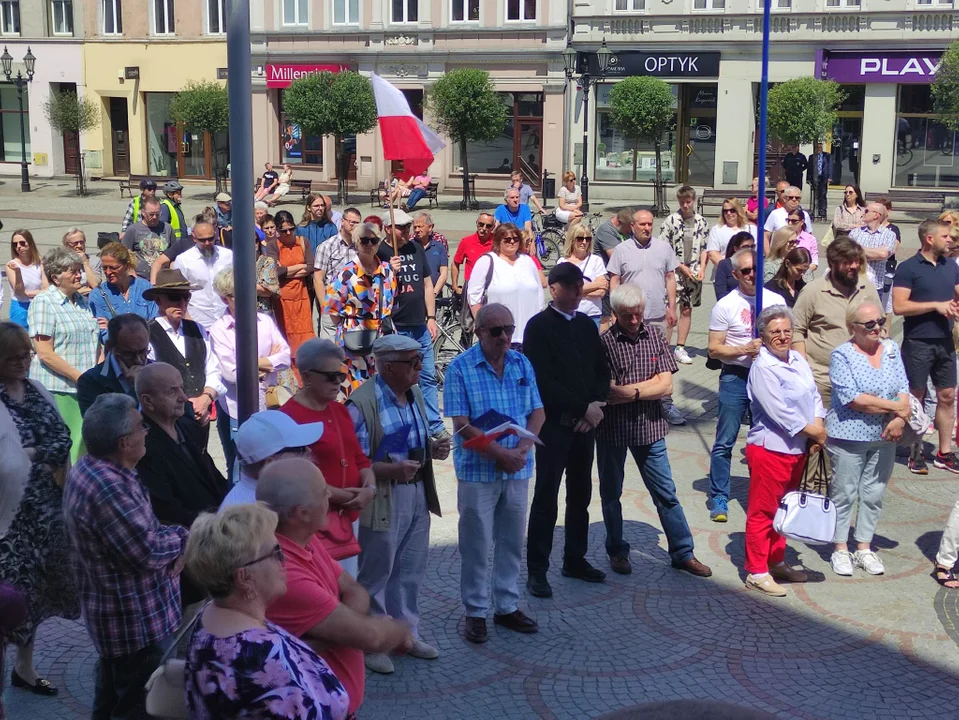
[203,391,215,402]
[427,315,435,320]
[634,388,640,402]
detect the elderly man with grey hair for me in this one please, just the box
[763,185,811,245]
[62,227,101,294]
[850,203,898,308]
[63,393,188,719]
[412,211,450,297]
[595,284,712,579]
[345,333,448,674]
[444,303,545,644]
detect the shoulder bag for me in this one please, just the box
[144,604,208,719]
[772,450,837,545]
[343,274,389,356]
[460,252,496,334]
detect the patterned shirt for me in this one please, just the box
[827,339,910,442]
[62,455,188,658]
[314,234,359,284]
[444,344,543,482]
[850,225,898,291]
[348,374,430,460]
[596,323,678,447]
[659,212,709,273]
[28,286,101,395]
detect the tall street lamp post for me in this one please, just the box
[563,39,611,213]
[1,46,35,193]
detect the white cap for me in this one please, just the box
[383,208,413,226]
[234,410,324,465]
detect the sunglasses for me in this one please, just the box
[239,544,285,568]
[13,240,28,247]
[844,190,856,195]
[723,208,737,214]
[161,293,192,303]
[737,267,756,276]
[501,236,521,244]
[576,236,592,242]
[787,218,803,224]
[279,227,296,234]
[477,222,494,229]
[785,195,801,200]
[308,369,347,383]
[854,317,887,331]
[194,236,217,244]
[485,324,515,337]
[390,356,424,368]
[358,236,379,246]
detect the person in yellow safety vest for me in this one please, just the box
[159,180,186,240]
[119,178,157,234]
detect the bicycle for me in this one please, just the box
[530,211,564,270]
[432,286,466,388]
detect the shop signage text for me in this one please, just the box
[822,51,943,84]
[265,63,348,89]
[589,52,720,78]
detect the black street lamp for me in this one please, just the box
[563,39,611,213]
[1,46,35,193]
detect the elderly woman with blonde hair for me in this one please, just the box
[554,223,607,327]
[184,502,350,719]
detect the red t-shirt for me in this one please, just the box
[267,534,365,716]
[453,232,494,281]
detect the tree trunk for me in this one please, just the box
[75,130,84,196]
[334,136,346,205]
[460,137,470,209]
[654,141,665,217]
[810,148,820,219]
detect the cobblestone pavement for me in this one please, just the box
[5,182,957,719]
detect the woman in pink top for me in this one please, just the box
[404,173,432,211]
[787,206,819,275]
[745,177,770,223]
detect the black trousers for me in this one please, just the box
[526,419,596,576]
[93,638,171,720]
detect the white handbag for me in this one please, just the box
[144,604,206,719]
[898,393,932,448]
[773,452,836,546]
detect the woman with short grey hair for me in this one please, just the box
[743,304,826,597]
[208,266,291,483]
[28,247,100,463]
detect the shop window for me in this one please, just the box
[146,93,176,176]
[595,83,678,184]
[506,0,535,21]
[776,0,791,8]
[453,92,543,178]
[391,0,417,23]
[614,0,645,10]
[282,0,307,26]
[102,0,122,34]
[152,0,174,35]
[917,0,952,5]
[693,0,725,9]
[51,0,73,34]
[893,85,958,189]
[206,0,225,34]
[0,84,29,162]
[279,92,323,167]
[333,0,359,24]
[0,1,19,35]
[452,0,479,21]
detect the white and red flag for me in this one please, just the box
[371,74,445,178]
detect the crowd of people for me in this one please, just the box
[1,168,959,719]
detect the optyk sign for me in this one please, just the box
[588,51,721,78]
[822,51,943,84]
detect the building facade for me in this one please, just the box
[82,0,227,179]
[571,0,957,200]
[0,0,86,179]
[251,0,569,195]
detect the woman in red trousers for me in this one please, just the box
[744,305,827,597]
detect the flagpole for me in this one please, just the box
[388,174,399,254]
[755,0,772,328]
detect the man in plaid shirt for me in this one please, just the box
[596,283,712,579]
[63,393,189,718]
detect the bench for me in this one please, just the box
[698,187,776,218]
[119,174,170,198]
[864,191,945,221]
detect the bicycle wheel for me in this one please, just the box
[538,230,563,270]
[432,322,463,388]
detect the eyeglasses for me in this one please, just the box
[576,237,592,242]
[485,324,515,337]
[278,227,296,234]
[390,356,424,368]
[501,236,521,244]
[723,208,737,214]
[13,241,28,247]
[766,329,793,338]
[101,263,125,272]
[844,190,856,195]
[854,317,887,331]
[787,218,803,224]
[477,222,494,229]
[308,369,347,383]
[11,350,35,363]
[785,195,801,200]
[737,267,756,276]
[341,217,359,225]
[358,236,379,246]
[194,236,216,244]
[239,544,285,568]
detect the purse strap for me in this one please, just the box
[157,602,209,666]
[801,449,829,496]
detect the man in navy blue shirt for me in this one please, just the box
[494,188,533,236]
[412,212,448,296]
[892,218,959,474]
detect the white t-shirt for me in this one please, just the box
[764,207,812,235]
[8,260,43,302]
[705,223,759,257]
[467,253,544,343]
[708,287,787,367]
[558,185,582,207]
[556,254,607,317]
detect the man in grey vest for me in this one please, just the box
[346,334,450,675]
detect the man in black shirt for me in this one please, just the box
[523,263,610,597]
[256,161,280,201]
[377,209,447,439]
[781,145,808,193]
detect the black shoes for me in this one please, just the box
[561,561,607,584]
[493,610,538,634]
[527,575,553,598]
[11,670,58,696]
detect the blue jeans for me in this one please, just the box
[397,323,444,435]
[216,403,239,484]
[707,370,749,502]
[406,187,427,210]
[596,438,694,563]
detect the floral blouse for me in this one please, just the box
[186,619,350,720]
[325,261,397,344]
[256,254,280,315]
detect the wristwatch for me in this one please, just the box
[203,390,216,403]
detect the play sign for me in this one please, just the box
[822,51,943,84]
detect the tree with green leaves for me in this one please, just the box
[932,40,959,133]
[426,69,508,208]
[170,79,230,178]
[607,76,674,216]
[283,71,377,203]
[42,89,100,195]
[767,77,845,216]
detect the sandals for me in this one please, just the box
[934,565,959,589]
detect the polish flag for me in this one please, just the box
[372,74,445,179]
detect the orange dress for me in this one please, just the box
[273,238,315,379]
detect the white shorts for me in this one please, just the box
[555,209,573,224]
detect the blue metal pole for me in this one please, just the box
[755,0,772,327]
[227,0,258,423]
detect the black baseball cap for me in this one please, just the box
[548,262,584,287]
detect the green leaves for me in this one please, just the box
[42,89,100,133]
[169,80,229,135]
[282,71,377,138]
[607,76,674,143]
[425,68,508,143]
[932,41,959,132]
[766,77,845,145]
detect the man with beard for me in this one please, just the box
[171,220,234,330]
[121,197,176,279]
[793,236,881,410]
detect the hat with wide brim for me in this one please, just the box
[142,269,201,301]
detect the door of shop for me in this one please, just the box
[678,85,717,187]
[175,128,229,180]
[829,116,862,187]
[109,97,130,177]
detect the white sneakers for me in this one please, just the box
[831,549,885,576]
[674,346,693,365]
